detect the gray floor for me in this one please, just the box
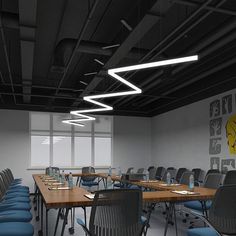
[31,197,197,236]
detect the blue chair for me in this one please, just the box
[184,173,222,215]
[0,210,32,223]
[0,222,34,236]
[79,167,99,190]
[187,185,236,236]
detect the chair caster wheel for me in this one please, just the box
[34,206,37,211]
[38,230,43,236]
[36,216,39,221]
[69,227,74,234]
[182,219,187,223]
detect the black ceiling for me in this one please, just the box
[0,0,236,117]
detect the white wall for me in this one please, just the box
[113,116,152,172]
[0,110,152,192]
[151,88,236,173]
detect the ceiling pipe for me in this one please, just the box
[149,56,236,114]
[52,38,149,71]
[173,0,236,16]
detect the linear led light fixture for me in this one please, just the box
[80,80,88,86]
[102,44,120,50]
[84,72,97,76]
[120,19,133,31]
[63,55,198,126]
[94,58,104,66]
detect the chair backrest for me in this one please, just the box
[191,168,202,182]
[206,169,220,175]
[223,170,236,185]
[89,189,143,236]
[126,167,134,174]
[179,171,194,185]
[209,185,236,235]
[175,168,187,183]
[148,166,157,180]
[167,167,175,170]
[136,168,144,174]
[155,167,166,180]
[81,166,96,182]
[45,167,60,175]
[204,173,223,189]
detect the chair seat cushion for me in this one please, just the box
[0,210,32,223]
[0,222,34,236]
[6,191,29,197]
[187,227,218,236]
[0,202,31,211]
[4,196,30,203]
[82,181,98,187]
[184,200,212,211]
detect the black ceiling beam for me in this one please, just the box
[0,14,16,104]
[173,0,236,16]
[137,22,236,108]
[150,73,236,116]
[113,0,217,107]
[19,0,37,103]
[53,0,99,96]
[73,0,171,108]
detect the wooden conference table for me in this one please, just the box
[33,174,216,236]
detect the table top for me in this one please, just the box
[33,174,216,208]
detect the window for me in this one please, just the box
[30,112,113,168]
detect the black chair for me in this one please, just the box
[148,166,156,180]
[155,167,166,180]
[136,168,145,174]
[126,167,134,174]
[175,168,187,183]
[162,169,176,182]
[45,167,59,175]
[223,170,236,185]
[179,171,194,185]
[192,168,203,185]
[187,184,236,236]
[77,189,148,236]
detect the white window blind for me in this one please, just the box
[30,112,112,168]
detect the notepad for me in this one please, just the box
[84,194,95,200]
[48,187,71,190]
[140,180,159,183]
[43,179,57,182]
[48,182,64,186]
[172,190,200,195]
[159,183,181,186]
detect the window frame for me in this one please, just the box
[29,112,113,169]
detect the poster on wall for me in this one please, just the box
[209,94,236,172]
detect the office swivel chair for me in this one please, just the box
[155,167,166,180]
[77,189,148,236]
[45,166,59,175]
[175,168,187,183]
[187,184,236,236]
[184,173,223,216]
[148,166,156,180]
[79,167,99,190]
[137,168,145,174]
[223,170,236,185]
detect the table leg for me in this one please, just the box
[76,177,80,186]
[46,208,49,236]
[54,209,61,236]
[36,188,40,221]
[38,194,43,236]
[164,202,177,236]
[61,208,70,236]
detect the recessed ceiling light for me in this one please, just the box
[94,59,104,66]
[102,44,120,50]
[63,55,198,126]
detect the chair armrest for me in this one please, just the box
[77,218,92,236]
[182,209,222,236]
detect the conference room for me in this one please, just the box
[0,0,236,235]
